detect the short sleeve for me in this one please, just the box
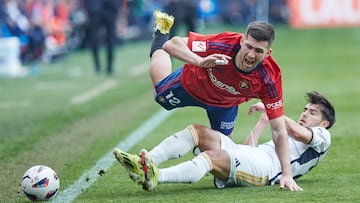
[308,127,331,152]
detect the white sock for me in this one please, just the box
[150,126,197,166]
[158,153,212,184]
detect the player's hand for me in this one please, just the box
[198,54,231,68]
[248,102,269,124]
[279,175,303,191]
[248,102,266,115]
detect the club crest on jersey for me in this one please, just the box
[239,80,249,89]
[192,41,206,52]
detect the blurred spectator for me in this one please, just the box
[163,0,197,38]
[0,0,6,21]
[5,0,29,33]
[217,0,288,26]
[26,21,45,62]
[55,0,71,25]
[2,0,30,61]
[83,0,121,75]
[0,0,289,67]
[68,0,87,49]
[269,0,288,24]
[23,0,47,62]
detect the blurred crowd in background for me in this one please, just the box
[0,0,288,65]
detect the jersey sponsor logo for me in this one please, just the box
[220,121,235,130]
[207,69,240,95]
[192,41,206,52]
[266,100,283,110]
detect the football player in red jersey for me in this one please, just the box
[148,11,302,191]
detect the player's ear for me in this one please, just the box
[320,120,330,129]
[267,48,272,56]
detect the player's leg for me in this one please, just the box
[148,125,198,166]
[104,15,117,74]
[140,148,212,191]
[112,148,143,183]
[195,124,223,150]
[149,49,171,86]
[139,125,230,191]
[192,106,238,155]
[149,11,174,86]
[214,142,271,188]
[139,149,159,191]
[206,106,239,137]
[147,123,224,166]
[205,150,232,182]
[154,133,229,185]
[88,17,101,73]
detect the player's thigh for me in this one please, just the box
[150,50,172,84]
[155,69,204,110]
[206,106,238,136]
[225,148,270,187]
[203,150,231,181]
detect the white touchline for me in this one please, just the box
[70,79,118,105]
[53,108,176,202]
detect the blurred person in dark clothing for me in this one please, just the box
[83,0,121,75]
[163,0,197,38]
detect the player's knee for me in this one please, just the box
[190,124,207,139]
[203,150,230,179]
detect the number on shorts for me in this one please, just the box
[165,91,181,106]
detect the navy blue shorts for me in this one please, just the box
[154,67,238,136]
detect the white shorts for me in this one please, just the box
[215,134,273,188]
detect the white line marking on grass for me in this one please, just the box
[0,100,31,108]
[70,79,118,105]
[53,108,175,203]
[35,81,73,90]
[127,62,149,77]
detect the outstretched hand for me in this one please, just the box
[198,54,231,68]
[248,102,269,123]
[248,102,266,115]
[279,175,303,191]
[250,103,303,192]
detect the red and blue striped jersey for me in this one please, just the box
[180,31,284,120]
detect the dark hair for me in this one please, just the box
[245,21,275,47]
[305,91,336,129]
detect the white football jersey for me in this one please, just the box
[259,127,331,185]
[218,127,331,188]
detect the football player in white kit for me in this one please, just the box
[113,91,335,191]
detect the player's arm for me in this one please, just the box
[270,117,303,191]
[244,102,269,146]
[163,36,231,67]
[284,116,313,144]
[163,36,201,65]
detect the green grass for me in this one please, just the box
[0,24,359,202]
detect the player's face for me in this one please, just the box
[238,35,270,72]
[298,103,325,128]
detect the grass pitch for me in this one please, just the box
[0,24,359,202]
